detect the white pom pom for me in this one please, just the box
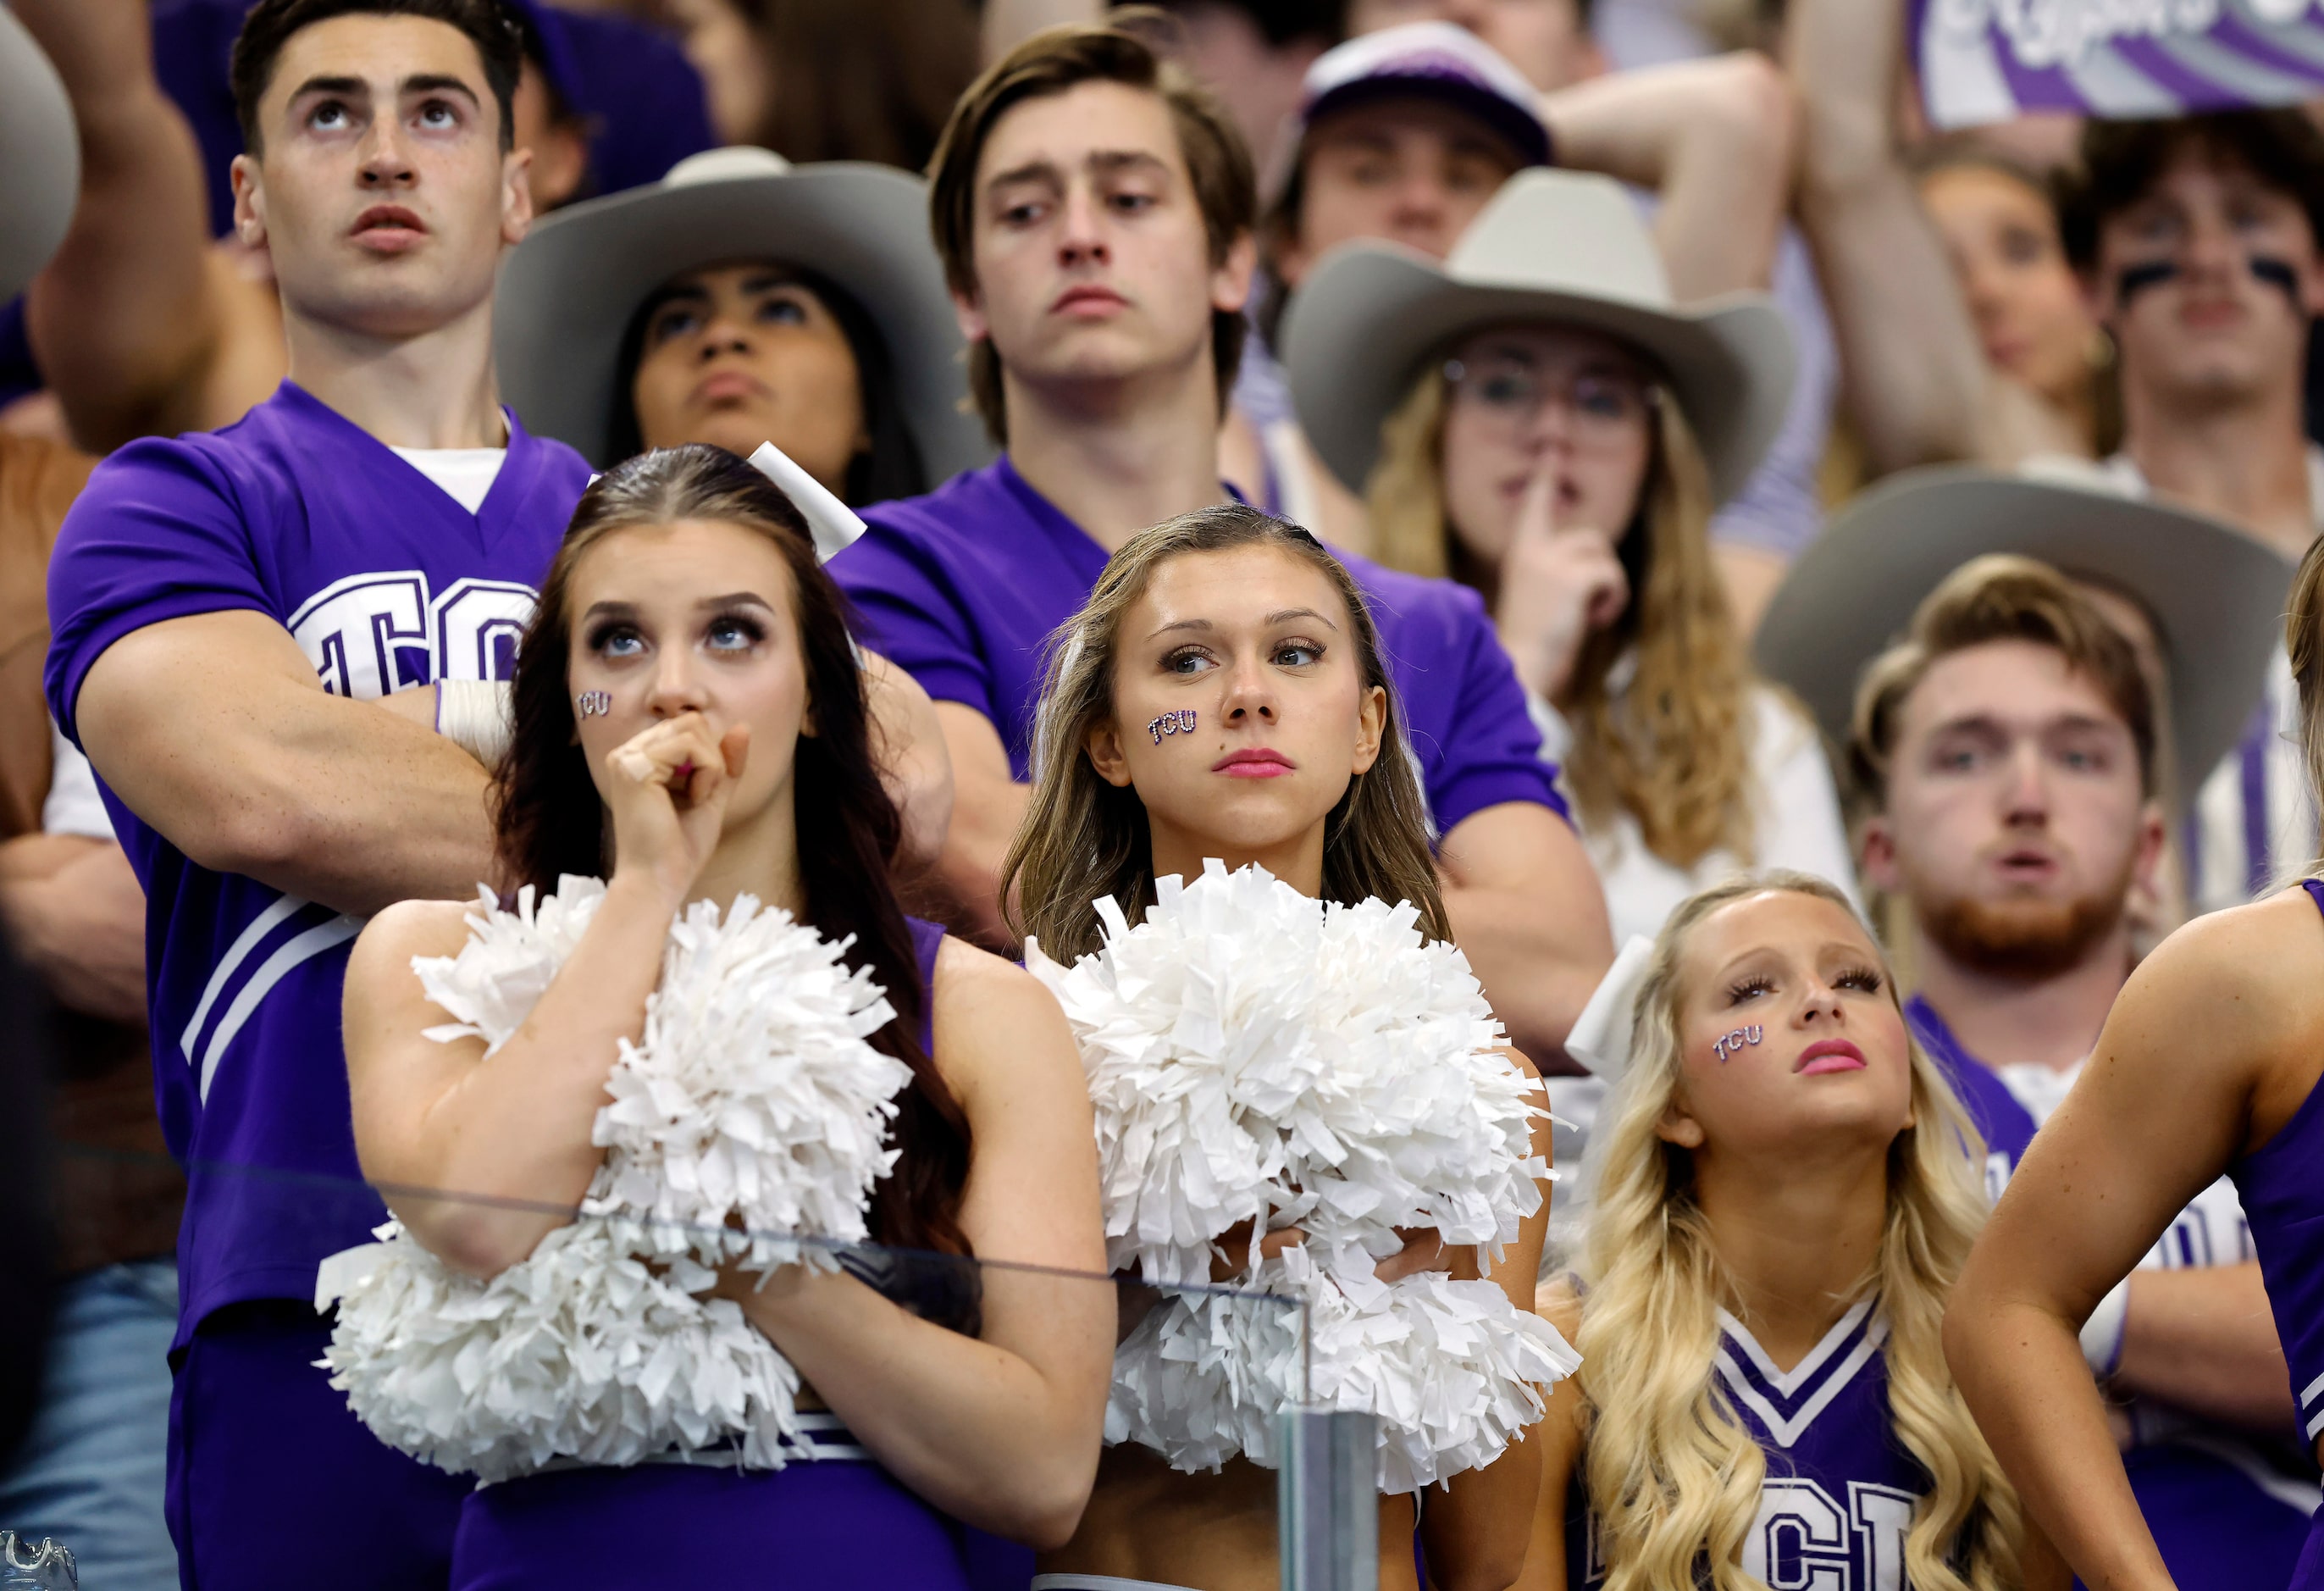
[323,879,915,1477]
[1036,862,1571,1491]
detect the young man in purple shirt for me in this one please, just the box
[42,3,580,1584]
[1850,558,2311,1591]
[831,19,1613,1063]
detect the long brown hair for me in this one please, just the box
[1000,502,1447,963]
[495,444,971,1259]
[1367,365,1757,869]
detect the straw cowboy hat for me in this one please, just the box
[1753,461,2295,802]
[495,147,989,479]
[0,6,78,303]
[1280,168,1795,506]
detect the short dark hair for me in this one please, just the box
[1849,555,2159,810]
[2058,108,2324,271]
[1139,0,1347,48]
[927,15,1257,444]
[230,0,523,155]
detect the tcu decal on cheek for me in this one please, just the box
[576,690,612,719]
[1712,1027,1762,1063]
[1148,708,1197,745]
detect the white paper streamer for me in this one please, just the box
[318,877,911,1481]
[1029,860,1576,1491]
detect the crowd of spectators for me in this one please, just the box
[2,0,2321,1587]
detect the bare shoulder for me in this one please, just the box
[346,898,478,1003]
[2116,888,2324,1045]
[929,935,1082,1100]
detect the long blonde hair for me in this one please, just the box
[1000,502,1448,962]
[1577,872,2021,1591]
[2287,534,2324,878]
[1367,364,1757,869]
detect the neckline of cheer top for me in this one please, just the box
[2233,880,2324,1450]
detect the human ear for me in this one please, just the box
[1858,813,1901,895]
[952,286,989,346]
[1212,230,1259,317]
[1350,683,1386,775]
[230,154,267,247]
[1654,1102,1705,1150]
[502,146,535,247]
[1084,718,1133,789]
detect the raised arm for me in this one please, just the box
[75,611,500,916]
[1787,0,2057,473]
[1944,892,2317,1591]
[1539,53,1796,302]
[14,0,277,451]
[734,939,1111,1545]
[1440,801,1614,1071]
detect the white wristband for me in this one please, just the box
[2080,1277,2131,1378]
[435,679,514,770]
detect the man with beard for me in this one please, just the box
[1849,555,2315,1591]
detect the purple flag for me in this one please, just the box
[1913,0,2324,129]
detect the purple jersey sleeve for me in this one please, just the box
[1351,557,1569,833]
[832,513,1004,729]
[1432,580,1570,831]
[45,437,278,743]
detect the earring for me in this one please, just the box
[1147,708,1197,745]
[1712,1026,1762,1063]
[576,690,611,719]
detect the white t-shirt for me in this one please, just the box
[43,720,116,841]
[1535,679,1861,946]
[390,446,507,515]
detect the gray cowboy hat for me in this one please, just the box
[1280,168,1795,506]
[1753,461,2296,802]
[0,6,78,303]
[495,147,989,480]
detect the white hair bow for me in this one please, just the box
[1564,934,1657,1084]
[748,441,865,563]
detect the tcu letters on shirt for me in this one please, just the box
[44,382,591,1348]
[1567,1300,1925,1591]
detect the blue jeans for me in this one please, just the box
[0,1260,179,1591]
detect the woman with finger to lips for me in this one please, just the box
[1516,873,2061,1591]
[1002,502,1569,1591]
[329,446,1110,1589]
[1281,170,1856,958]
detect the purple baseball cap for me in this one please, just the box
[1297,21,1552,170]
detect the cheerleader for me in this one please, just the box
[1522,872,2050,1591]
[1000,502,1560,1591]
[1945,538,2324,1588]
[335,445,1111,1588]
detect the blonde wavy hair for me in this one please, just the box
[1366,363,1756,869]
[2286,534,2324,879]
[999,502,1448,963]
[1576,871,2022,1591]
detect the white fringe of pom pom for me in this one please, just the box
[318,877,911,1481]
[1028,860,1575,1493]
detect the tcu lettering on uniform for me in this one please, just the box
[1743,1480,1917,1591]
[289,571,537,698]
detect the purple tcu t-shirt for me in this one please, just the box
[830,456,1569,833]
[45,381,592,1345]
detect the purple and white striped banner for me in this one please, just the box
[1913,0,2324,129]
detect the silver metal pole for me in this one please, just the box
[1277,1408,1379,1591]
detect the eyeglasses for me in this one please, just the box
[1442,356,1658,446]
